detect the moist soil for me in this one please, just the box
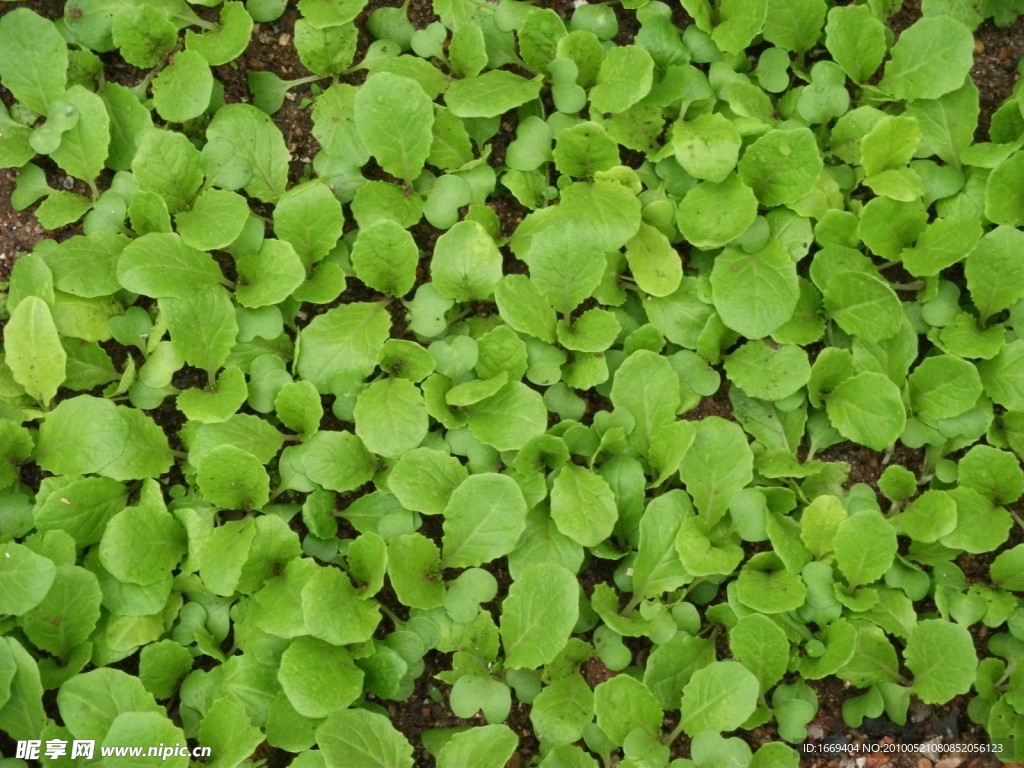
[1,1,1023,767]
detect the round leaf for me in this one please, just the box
[680,660,760,735]
[354,378,428,458]
[825,372,906,450]
[711,242,800,339]
[677,175,758,249]
[279,636,363,718]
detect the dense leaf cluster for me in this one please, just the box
[1,0,1024,765]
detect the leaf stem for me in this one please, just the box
[1009,506,1024,531]
[662,718,687,746]
[176,11,217,31]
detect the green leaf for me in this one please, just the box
[35,191,92,230]
[99,506,186,585]
[50,86,110,183]
[0,543,56,616]
[437,725,518,768]
[317,709,413,768]
[594,675,662,744]
[273,380,322,439]
[31,478,120,551]
[387,533,443,609]
[445,70,542,118]
[113,5,177,68]
[623,223,683,298]
[825,372,906,450]
[132,128,204,214]
[610,349,681,454]
[178,366,248,424]
[500,563,579,669]
[957,445,1024,505]
[466,381,548,451]
[58,668,162,740]
[632,492,693,600]
[680,660,760,735]
[118,232,223,298]
[556,308,620,352]
[834,511,898,588]
[898,490,957,543]
[552,121,619,178]
[677,174,758,249]
[102,82,152,172]
[280,636,363,718]
[901,217,983,277]
[186,1,254,66]
[822,271,903,342]
[532,678,595,749]
[763,0,826,53]
[966,226,1024,321]
[0,9,67,114]
[908,355,983,421]
[990,545,1024,591]
[103,713,188,768]
[297,302,391,391]
[979,339,1024,411]
[174,188,249,251]
[4,296,66,407]
[941,487,1012,554]
[21,565,100,659]
[388,447,468,515]
[354,72,434,183]
[162,289,238,376]
[152,49,213,123]
[589,44,654,114]
[520,220,606,315]
[0,637,46,739]
[300,431,377,493]
[671,112,742,184]
[738,127,822,207]
[273,180,345,266]
[675,517,744,577]
[712,0,767,54]
[138,640,193,700]
[724,340,810,401]
[199,697,264,768]
[494,274,557,343]
[710,242,800,339]
[729,614,789,691]
[861,116,919,177]
[204,103,289,202]
[905,620,977,704]
[354,378,428,458]
[550,463,618,547]
[35,396,172,480]
[432,220,503,301]
[442,473,528,567]
[838,624,900,688]
[294,18,357,75]
[351,220,418,297]
[879,16,974,101]
[519,8,566,72]
[678,417,753,526]
[302,566,380,644]
[450,23,488,78]
[195,444,271,509]
[905,81,978,167]
[236,239,306,308]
